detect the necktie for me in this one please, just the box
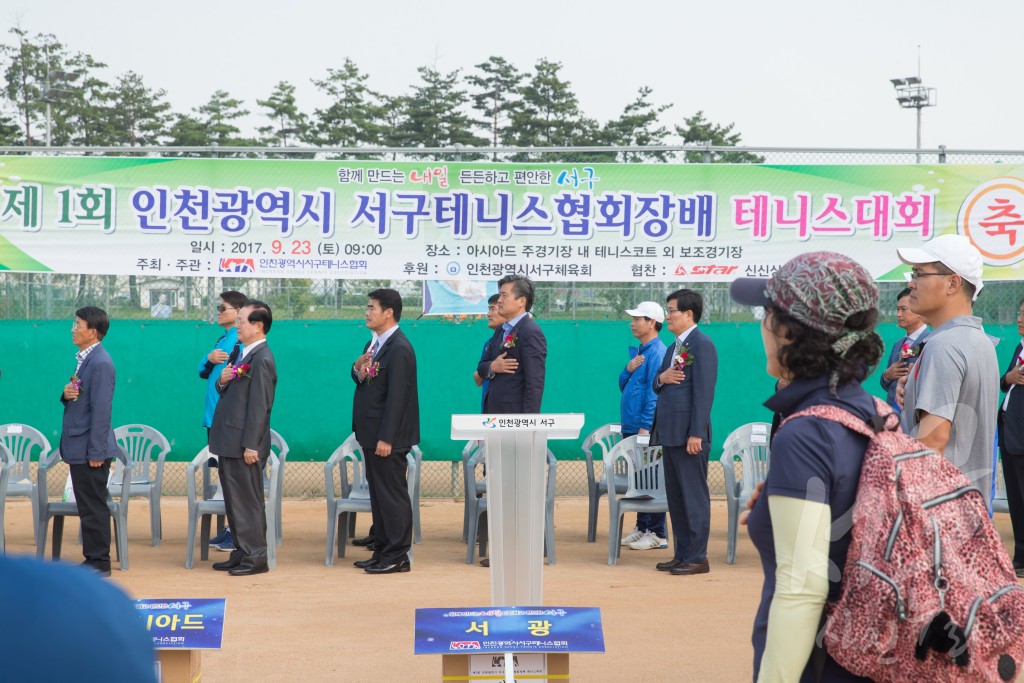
[371,339,380,358]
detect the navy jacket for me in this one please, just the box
[477,314,547,414]
[879,327,929,408]
[650,327,718,449]
[999,342,1024,456]
[59,344,119,465]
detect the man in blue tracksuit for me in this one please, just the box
[618,302,668,551]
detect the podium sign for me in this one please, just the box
[452,414,584,606]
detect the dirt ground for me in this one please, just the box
[3,497,1019,682]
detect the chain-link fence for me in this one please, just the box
[5,144,1024,499]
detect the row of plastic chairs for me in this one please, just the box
[0,423,172,561]
[581,421,772,566]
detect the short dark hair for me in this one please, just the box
[488,293,500,305]
[243,300,273,334]
[369,288,403,322]
[896,287,912,302]
[666,289,703,324]
[498,274,535,311]
[767,306,883,387]
[220,290,247,310]
[652,320,663,332]
[75,306,109,340]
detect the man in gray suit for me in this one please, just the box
[60,306,119,577]
[651,289,718,576]
[209,300,277,576]
[879,287,929,410]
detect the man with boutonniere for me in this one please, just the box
[208,300,277,576]
[60,306,119,577]
[879,287,929,411]
[477,274,547,414]
[651,289,718,576]
[351,288,420,575]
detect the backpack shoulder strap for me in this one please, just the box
[780,397,898,439]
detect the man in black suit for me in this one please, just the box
[208,300,277,576]
[351,288,420,574]
[60,306,119,577]
[477,274,547,413]
[879,287,929,410]
[651,289,718,576]
[999,296,1024,578]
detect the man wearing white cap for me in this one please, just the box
[618,302,669,551]
[896,234,998,507]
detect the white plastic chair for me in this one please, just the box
[323,434,420,566]
[184,448,281,569]
[719,422,772,565]
[36,446,132,570]
[268,431,289,542]
[466,445,558,565]
[0,423,52,545]
[606,435,667,566]
[461,439,485,541]
[0,443,13,554]
[111,424,170,546]
[581,424,624,542]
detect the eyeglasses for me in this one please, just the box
[909,270,953,281]
[217,305,236,313]
[665,308,682,315]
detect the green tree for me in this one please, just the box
[167,113,209,146]
[505,59,594,161]
[402,66,487,156]
[675,110,764,163]
[377,94,413,153]
[108,71,171,146]
[603,86,672,162]
[196,89,250,145]
[256,80,307,146]
[466,56,522,150]
[0,109,19,144]
[1,29,66,145]
[309,59,383,148]
[59,59,115,146]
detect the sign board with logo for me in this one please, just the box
[134,598,226,650]
[4,157,1024,281]
[414,606,604,655]
[450,414,585,440]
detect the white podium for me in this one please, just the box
[452,414,584,606]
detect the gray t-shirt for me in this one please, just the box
[901,315,999,506]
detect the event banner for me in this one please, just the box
[1,156,1023,281]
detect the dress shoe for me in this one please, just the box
[352,536,375,547]
[229,564,269,576]
[353,558,379,569]
[479,558,489,568]
[364,560,411,574]
[212,559,241,571]
[669,561,711,576]
[81,561,112,577]
[656,559,685,572]
[1016,567,1024,579]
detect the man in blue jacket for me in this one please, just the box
[618,302,668,551]
[60,306,119,576]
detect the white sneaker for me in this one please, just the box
[630,530,668,551]
[621,526,644,546]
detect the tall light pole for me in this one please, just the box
[890,72,937,163]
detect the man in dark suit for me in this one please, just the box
[351,288,420,574]
[60,306,119,577]
[477,274,547,414]
[879,287,929,410]
[208,300,277,576]
[999,296,1024,578]
[651,289,718,576]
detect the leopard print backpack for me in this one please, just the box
[784,399,1024,682]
